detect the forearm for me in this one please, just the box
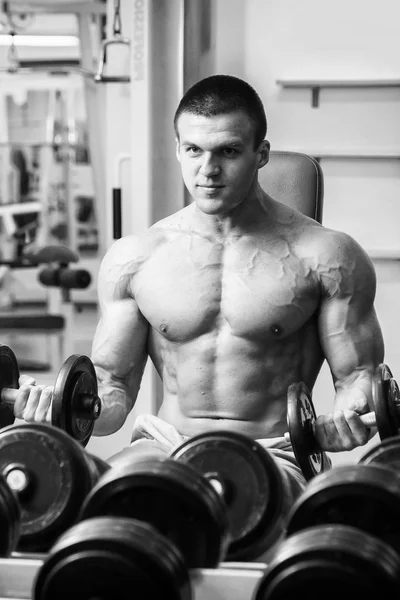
[93,385,132,436]
[93,366,137,436]
[333,368,376,412]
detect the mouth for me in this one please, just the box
[197,185,224,190]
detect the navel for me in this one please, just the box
[271,324,282,335]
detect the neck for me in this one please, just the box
[190,185,272,239]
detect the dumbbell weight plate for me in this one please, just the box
[34,517,192,600]
[0,345,19,428]
[0,474,21,555]
[0,423,101,552]
[170,431,292,561]
[285,463,400,555]
[254,525,400,600]
[80,457,230,568]
[52,354,99,447]
[286,382,326,481]
[359,435,400,470]
[373,363,400,440]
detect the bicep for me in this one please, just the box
[91,296,149,386]
[319,274,384,383]
[318,298,384,383]
[317,238,384,385]
[91,238,149,393]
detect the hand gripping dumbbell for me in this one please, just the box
[0,344,101,447]
[252,524,400,599]
[283,363,398,480]
[0,422,109,552]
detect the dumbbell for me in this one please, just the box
[358,434,400,471]
[79,454,230,570]
[0,474,21,556]
[284,462,400,557]
[169,430,306,561]
[283,363,398,480]
[34,517,192,600]
[82,431,305,563]
[0,344,101,447]
[0,422,109,552]
[253,525,400,599]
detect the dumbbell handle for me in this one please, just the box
[0,387,101,420]
[284,409,379,444]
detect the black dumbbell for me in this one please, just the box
[0,422,109,552]
[285,462,400,557]
[358,434,400,471]
[0,344,101,446]
[0,474,20,556]
[169,430,306,561]
[79,455,230,569]
[284,363,398,480]
[253,524,400,599]
[34,517,192,600]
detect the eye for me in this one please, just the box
[222,147,239,157]
[186,146,201,155]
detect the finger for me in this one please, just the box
[331,410,359,450]
[314,412,339,451]
[315,411,353,452]
[46,404,52,423]
[34,386,53,423]
[18,374,36,387]
[13,384,35,419]
[22,385,46,422]
[343,409,371,446]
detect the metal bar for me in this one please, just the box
[276,78,400,88]
[0,557,267,600]
[0,201,42,215]
[5,1,107,15]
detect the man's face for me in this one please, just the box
[175,110,269,216]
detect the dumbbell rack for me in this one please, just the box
[0,556,267,599]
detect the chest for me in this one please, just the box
[133,237,319,341]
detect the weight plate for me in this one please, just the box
[86,452,110,482]
[0,423,96,552]
[254,525,400,600]
[0,345,19,428]
[286,463,400,555]
[52,354,100,447]
[372,363,399,439]
[0,474,21,555]
[34,517,192,600]
[170,431,291,561]
[80,456,230,568]
[286,382,325,480]
[359,435,400,470]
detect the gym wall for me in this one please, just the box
[215,0,400,464]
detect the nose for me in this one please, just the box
[199,153,220,177]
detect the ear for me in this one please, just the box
[257,140,270,169]
[175,138,181,163]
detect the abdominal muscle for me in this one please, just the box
[155,333,305,440]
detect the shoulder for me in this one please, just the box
[97,229,161,300]
[308,226,376,298]
[269,200,376,297]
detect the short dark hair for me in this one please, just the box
[174,74,267,148]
